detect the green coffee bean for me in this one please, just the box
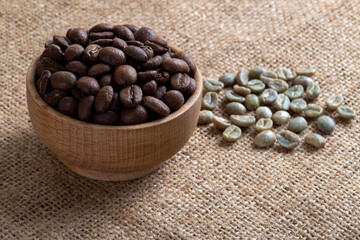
[326,95,344,110]
[249,66,267,79]
[225,102,246,115]
[317,116,335,134]
[213,116,231,130]
[245,94,260,110]
[267,79,289,93]
[273,93,290,110]
[223,125,242,142]
[254,130,276,148]
[219,73,235,87]
[235,67,249,86]
[293,75,314,88]
[203,78,224,92]
[202,92,219,110]
[304,104,323,118]
[230,115,256,127]
[233,85,251,96]
[260,71,277,84]
[305,132,326,148]
[255,118,273,132]
[247,79,265,93]
[306,81,321,100]
[225,90,246,103]
[295,68,316,77]
[287,116,307,133]
[337,105,356,119]
[290,98,307,113]
[277,130,301,150]
[272,110,291,125]
[255,106,272,119]
[259,88,278,105]
[198,110,214,125]
[284,85,304,99]
[276,67,295,81]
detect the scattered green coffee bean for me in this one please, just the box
[225,90,246,103]
[230,115,256,127]
[267,79,289,93]
[293,75,314,88]
[254,130,276,148]
[247,79,265,93]
[317,116,335,134]
[223,125,242,142]
[290,98,307,113]
[305,132,326,148]
[255,118,273,132]
[304,104,323,118]
[213,116,231,130]
[225,102,246,115]
[202,92,219,110]
[219,73,235,87]
[260,71,277,84]
[273,93,290,110]
[337,105,356,119]
[255,106,272,119]
[259,88,278,105]
[204,78,224,92]
[249,66,267,79]
[277,130,301,150]
[287,116,307,133]
[284,85,304,99]
[245,94,260,110]
[276,67,295,81]
[295,68,316,77]
[233,85,251,96]
[235,67,249,86]
[198,110,214,125]
[306,81,321,100]
[272,110,291,125]
[326,95,344,110]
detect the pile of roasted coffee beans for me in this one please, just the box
[199,67,356,149]
[36,23,197,125]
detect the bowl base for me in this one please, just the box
[61,159,161,181]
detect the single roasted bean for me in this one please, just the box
[76,76,100,95]
[202,92,218,110]
[162,90,185,111]
[45,40,53,48]
[272,110,290,125]
[66,28,88,46]
[233,85,251,96]
[305,104,323,118]
[89,31,114,40]
[140,45,154,59]
[44,90,67,107]
[38,70,52,96]
[290,98,307,113]
[245,94,260,110]
[113,25,135,40]
[254,130,276,147]
[305,133,326,148]
[198,110,214,125]
[219,73,235,87]
[223,125,242,142]
[317,116,335,134]
[267,79,288,93]
[120,85,143,108]
[170,73,190,92]
[186,77,197,96]
[65,44,84,61]
[154,85,167,99]
[142,80,157,96]
[89,39,113,47]
[114,64,137,87]
[213,116,231,130]
[120,105,148,125]
[259,88,278,105]
[235,67,249,86]
[285,85,304,99]
[142,96,170,117]
[155,70,170,84]
[326,95,344,110]
[113,37,128,50]
[277,130,301,150]
[249,67,267,79]
[162,58,189,73]
[146,36,169,55]
[58,96,78,116]
[36,57,64,76]
[287,116,307,133]
[78,95,95,121]
[99,74,113,87]
[306,81,321,100]
[255,106,272,119]
[93,111,118,125]
[142,56,163,70]
[40,47,51,59]
[171,51,196,76]
[255,118,273,132]
[124,45,149,63]
[337,105,356,119]
[276,67,294,81]
[126,40,144,47]
[65,61,88,77]
[293,75,313,88]
[273,94,290,110]
[52,35,71,50]
[225,102,246,115]
[82,44,101,65]
[90,23,113,32]
[247,79,265,93]
[95,86,113,113]
[230,115,256,127]
[98,47,126,66]
[110,92,120,111]
[137,70,157,83]
[134,27,156,43]
[122,24,139,33]
[225,90,245,103]
[204,78,224,92]
[295,68,315,77]
[50,71,76,91]
[88,63,111,78]
[260,71,277,84]
[48,44,65,62]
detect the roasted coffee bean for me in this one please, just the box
[95,86,113,113]
[306,81,321,100]
[160,52,171,61]
[36,57,64,76]
[82,44,101,64]
[230,115,256,127]
[249,67,267,79]
[287,116,307,133]
[260,71,277,84]
[317,116,335,134]
[213,116,232,130]
[124,45,148,63]
[89,31,114,40]
[65,44,84,61]
[88,63,112,78]
[146,36,169,55]
[219,73,235,87]
[99,74,113,87]
[245,94,260,110]
[337,105,356,119]
[138,70,157,83]
[126,40,144,47]
[295,68,315,77]
[78,95,95,121]
[58,96,78,116]
[142,80,157,96]
[48,44,65,61]
[52,36,71,51]
[40,47,51,59]
[90,23,113,32]
[170,73,190,92]
[155,70,170,84]
[44,40,53,48]
[50,71,76,91]
[154,85,167,99]
[259,88,278,105]
[123,24,139,33]
[198,110,214,125]
[235,67,249,86]
[142,96,170,117]
[272,110,290,126]
[134,27,156,43]
[186,77,197,96]
[142,56,163,70]
[38,70,52,96]
[285,85,304,99]
[98,47,126,66]
[162,58,189,73]
[171,51,196,76]
[255,106,272,119]
[44,90,67,107]
[76,76,100,95]
[113,37,128,50]
[202,92,218,110]
[267,79,288,93]
[120,85,143,108]
[326,95,344,110]
[65,61,88,77]
[113,25,135,40]
[223,125,242,142]
[305,133,326,148]
[255,118,273,132]
[247,79,265,93]
[273,93,290,110]
[233,85,251,96]
[110,92,120,111]
[290,98,307,113]
[162,90,185,111]
[140,46,154,59]
[120,105,148,125]
[89,39,113,47]
[225,102,246,115]
[66,28,88,46]
[293,75,313,88]
[225,90,245,103]
[70,86,82,100]
[304,104,323,118]
[204,78,224,92]
[114,65,137,86]
[93,111,118,125]
[276,67,294,81]
[277,130,300,150]
[254,130,276,147]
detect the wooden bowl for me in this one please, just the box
[26,46,203,181]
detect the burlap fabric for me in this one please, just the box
[1,0,360,239]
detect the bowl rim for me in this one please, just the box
[27,45,203,130]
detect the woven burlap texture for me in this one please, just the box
[1,0,360,239]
